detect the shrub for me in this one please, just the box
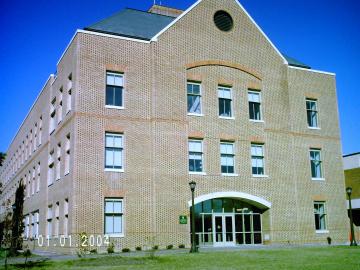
[107,242,115,254]
[327,237,332,245]
[90,249,98,254]
[179,244,185,249]
[122,248,130,253]
[152,245,159,250]
[135,246,142,251]
[166,245,173,250]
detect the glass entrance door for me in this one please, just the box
[213,214,235,246]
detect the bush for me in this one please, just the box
[179,244,185,249]
[122,248,130,253]
[107,242,115,254]
[90,249,97,254]
[166,245,173,250]
[327,237,332,245]
[152,245,159,250]
[135,246,142,251]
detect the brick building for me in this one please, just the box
[0,0,348,252]
[344,153,360,241]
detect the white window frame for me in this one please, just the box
[105,133,124,172]
[105,72,124,109]
[104,198,124,237]
[310,148,324,180]
[306,98,320,129]
[314,201,328,233]
[188,139,205,175]
[251,143,268,177]
[187,82,203,116]
[218,86,234,119]
[248,90,263,122]
[220,141,237,176]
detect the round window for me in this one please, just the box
[214,11,233,32]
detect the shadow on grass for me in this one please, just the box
[65,256,160,267]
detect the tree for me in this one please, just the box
[11,182,25,253]
[0,152,6,166]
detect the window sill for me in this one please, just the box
[219,116,235,120]
[66,110,71,115]
[105,168,124,173]
[252,174,269,178]
[222,173,239,177]
[106,233,124,238]
[105,105,125,110]
[189,172,206,176]
[312,178,325,181]
[250,119,264,123]
[48,183,53,187]
[308,127,321,130]
[316,230,329,234]
[64,172,70,176]
[188,113,204,117]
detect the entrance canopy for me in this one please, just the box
[188,191,271,210]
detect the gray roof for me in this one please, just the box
[85,8,174,41]
[85,8,310,69]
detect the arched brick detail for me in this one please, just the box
[185,60,262,81]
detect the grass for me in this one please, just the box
[0,246,359,270]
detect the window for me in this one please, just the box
[29,130,33,155]
[104,198,123,236]
[310,149,323,179]
[36,162,40,192]
[25,215,30,239]
[187,82,202,115]
[105,133,123,170]
[220,142,235,174]
[33,123,37,152]
[50,98,56,134]
[56,143,61,180]
[64,198,69,237]
[27,173,31,198]
[58,88,63,124]
[67,74,72,114]
[47,205,52,238]
[106,72,123,108]
[251,144,265,176]
[189,140,203,173]
[32,212,39,239]
[48,150,54,186]
[306,99,319,128]
[55,202,59,238]
[314,202,327,231]
[218,86,232,118]
[248,91,262,121]
[31,167,35,195]
[38,116,42,146]
[64,134,70,175]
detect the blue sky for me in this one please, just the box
[0,0,359,155]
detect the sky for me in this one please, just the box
[0,0,359,155]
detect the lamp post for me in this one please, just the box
[189,181,198,253]
[346,187,357,246]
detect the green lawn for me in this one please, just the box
[2,246,359,270]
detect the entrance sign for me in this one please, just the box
[179,215,187,224]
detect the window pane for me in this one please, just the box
[188,95,201,114]
[106,86,114,106]
[248,92,260,102]
[114,136,122,148]
[114,87,123,107]
[114,201,122,213]
[113,150,122,168]
[105,150,113,167]
[105,216,113,234]
[114,75,123,86]
[106,74,114,85]
[114,216,122,233]
[189,141,202,152]
[106,135,113,147]
[105,201,113,213]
